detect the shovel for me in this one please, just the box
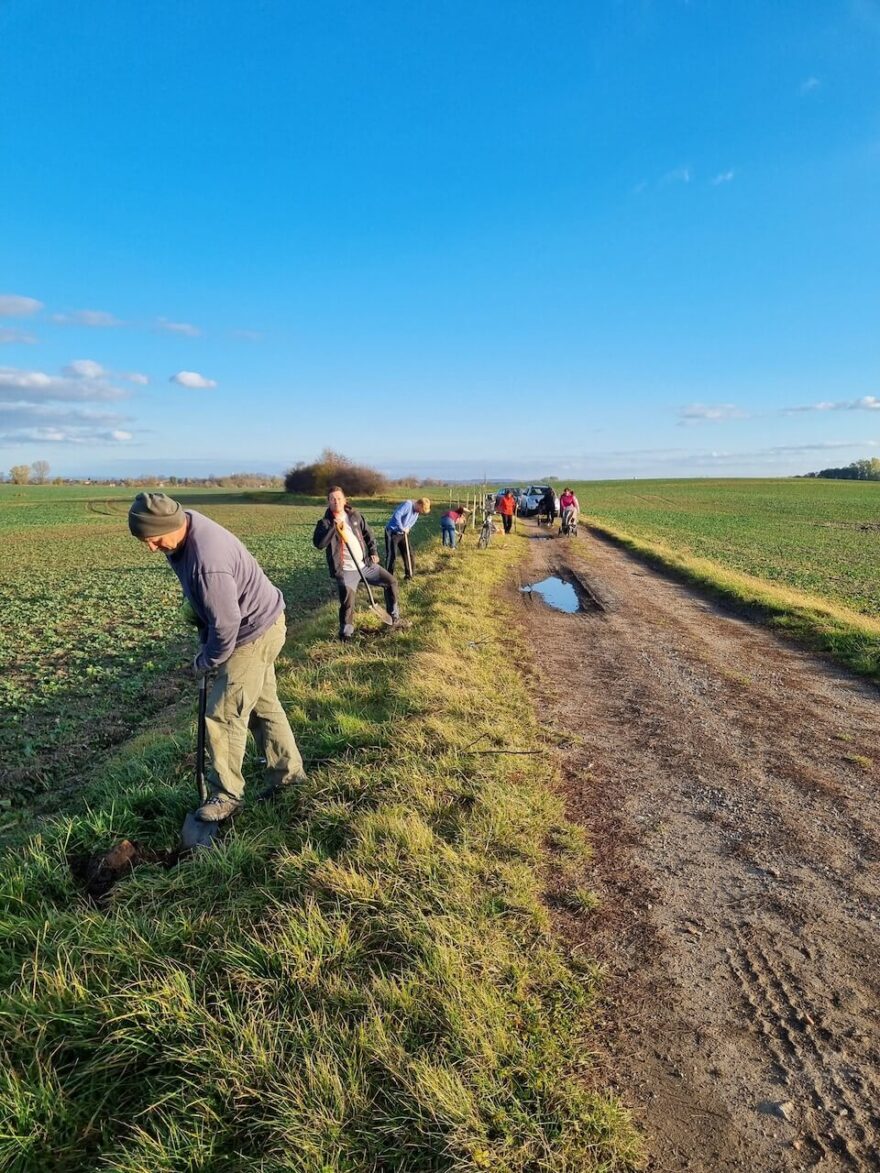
[337,522,394,624]
[180,675,221,850]
[403,529,414,578]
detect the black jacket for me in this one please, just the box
[313,505,378,578]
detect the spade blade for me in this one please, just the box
[180,811,221,851]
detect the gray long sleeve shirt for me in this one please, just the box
[167,510,284,670]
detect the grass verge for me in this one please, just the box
[0,533,642,1171]
[588,519,880,682]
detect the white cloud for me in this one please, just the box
[661,165,692,186]
[711,170,735,185]
[157,317,201,337]
[61,359,150,385]
[52,309,124,328]
[0,327,38,344]
[591,438,875,471]
[759,440,873,454]
[0,364,135,445]
[0,294,43,317]
[0,402,131,427]
[678,403,749,424]
[787,395,880,413]
[62,358,107,378]
[0,365,131,402]
[170,370,217,389]
[0,425,134,445]
[800,76,821,95]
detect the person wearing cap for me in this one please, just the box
[313,484,401,641]
[128,492,305,822]
[384,497,430,578]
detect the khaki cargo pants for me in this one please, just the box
[205,614,304,801]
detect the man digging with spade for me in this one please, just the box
[128,492,306,824]
[313,485,402,642]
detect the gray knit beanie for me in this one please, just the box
[128,492,186,538]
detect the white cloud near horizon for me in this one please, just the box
[170,370,217,389]
[678,403,749,424]
[0,363,136,445]
[0,425,133,445]
[787,395,880,413]
[157,318,201,337]
[0,402,131,427]
[52,309,124,328]
[0,366,131,402]
[0,327,38,344]
[0,295,43,317]
[711,170,735,185]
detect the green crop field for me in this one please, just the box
[570,477,880,618]
[0,485,393,839]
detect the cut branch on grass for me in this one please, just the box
[462,748,547,756]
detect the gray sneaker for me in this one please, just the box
[196,794,242,823]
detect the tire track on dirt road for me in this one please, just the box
[513,522,880,1171]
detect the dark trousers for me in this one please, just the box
[336,566,399,636]
[385,529,413,578]
[501,513,513,534]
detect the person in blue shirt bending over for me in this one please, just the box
[384,496,431,578]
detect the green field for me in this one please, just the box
[4,477,877,823]
[573,477,880,617]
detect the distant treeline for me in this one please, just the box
[1,470,285,489]
[802,458,880,481]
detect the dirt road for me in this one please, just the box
[513,522,880,1171]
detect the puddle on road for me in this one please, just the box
[520,576,581,613]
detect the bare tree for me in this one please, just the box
[9,464,31,485]
[31,460,50,484]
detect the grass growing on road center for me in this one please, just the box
[0,531,641,1171]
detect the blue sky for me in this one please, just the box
[1,0,879,479]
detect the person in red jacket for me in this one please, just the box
[498,489,517,534]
